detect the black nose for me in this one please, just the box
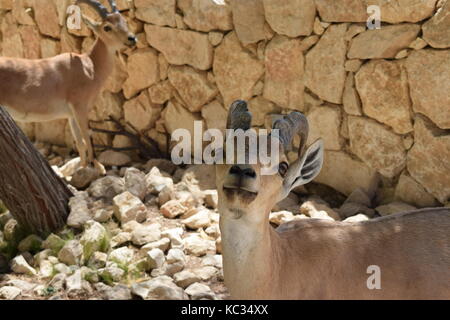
[229,165,256,179]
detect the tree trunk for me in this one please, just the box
[0,107,73,235]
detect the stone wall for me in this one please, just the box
[0,0,449,207]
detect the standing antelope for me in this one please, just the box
[216,100,450,300]
[0,0,136,170]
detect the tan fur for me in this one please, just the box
[0,7,135,168]
[216,144,450,300]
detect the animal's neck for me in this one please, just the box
[219,211,280,299]
[88,37,115,83]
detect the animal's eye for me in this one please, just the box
[278,162,289,177]
[104,25,112,32]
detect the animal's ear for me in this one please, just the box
[280,139,324,199]
[82,14,101,31]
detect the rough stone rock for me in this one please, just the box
[201,100,228,131]
[93,207,114,223]
[300,200,341,220]
[88,251,108,269]
[407,116,450,204]
[269,211,295,225]
[98,283,132,300]
[58,240,83,266]
[422,0,450,48]
[315,151,378,196]
[59,157,82,177]
[348,24,420,59]
[98,263,126,283]
[131,276,187,300]
[42,234,65,255]
[66,269,92,297]
[213,32,264,108]
[0,286,21,300]
[405,50,450,129]
[19,25,40,59]
[230,0,266,45]
[161,100,203,152]
[146,167,174,194]
[394,173,438,208]
[315,0,437,23]
[203,190,218,209]
[160,200,188,219]
[88,176,126,200]
[38,260,54,279]
[355,60,413,134]
[33,0,60,38]
[178,0,232,32]
[348,116,406,178]
[108,247,134,266]
[376,202,417,216]
[80,221,109,260]
[53,263,71,275]
[173,270,201,288]
[305,24,348,104]
[146,248,165,270]
[184,235,215,257]
[123,48,159,99]
[134,0,176,27]
[345,59,363,73]
[140,238,171,254]
[343,214,369,223]
[182,208,211,229]
[202,255,223,269]
[161,228,184,248]
[67,192,91,229]
[263,0,315,37]
[166,248,186,265]
[98,151,132,167]
[343,72,362,116]
[145,25,213,71]
[6,279,35,292]
[18,235,42,253]
[110,232,132,248]
[70,166,101,190]
[123,91,162,133]
[408,37,428,50]
[263,35,304,110]
[10,255,37,276]
[131,223,162,246]
[124,168,146,201]
[208,31,224,46]
[168,66,218,112]
[113,191,147,224]
[307,106,341,150]
[185,283,216,300]
[148,81,174,105]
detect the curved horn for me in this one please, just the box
[272,112,309,157]
[76,0,109,19]
[108,0,119,12]
[227,100,252,131]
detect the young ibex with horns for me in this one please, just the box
[0,0,136,170]
[216,100,450,300]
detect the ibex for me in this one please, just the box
[0,0,136,170]
[216,100,450,300]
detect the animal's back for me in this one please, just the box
[275,208,450,299]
